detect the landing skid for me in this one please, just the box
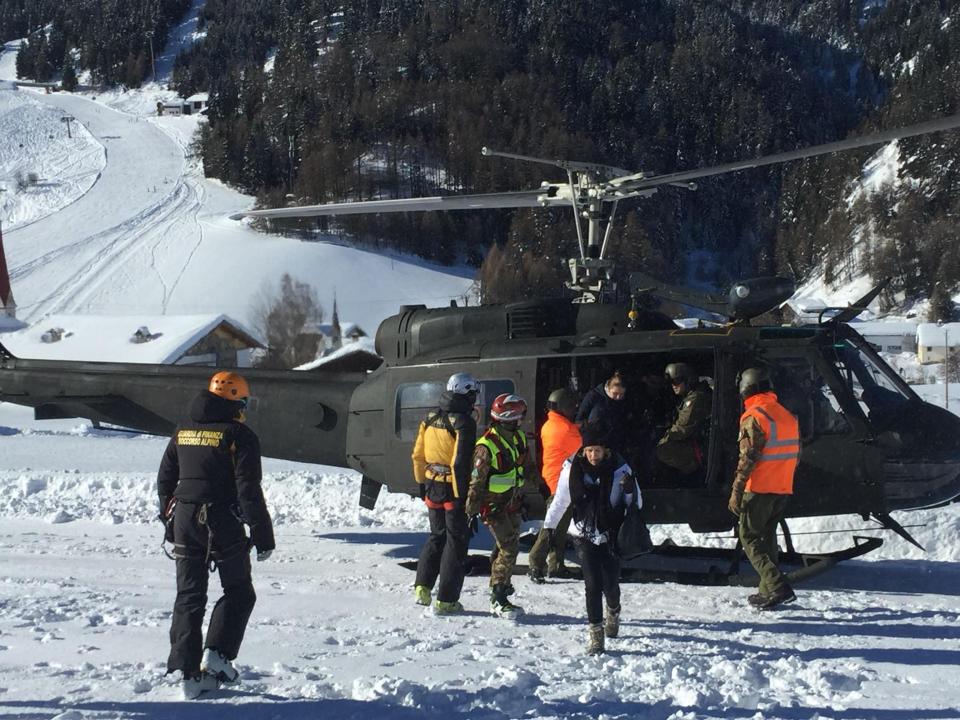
[620,534,883,586]
[398,535,884,586]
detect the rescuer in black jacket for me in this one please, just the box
[157,371,275,698]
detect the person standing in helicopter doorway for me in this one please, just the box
[528,388,582,583]
[576,370,628,455]
[544,422,639,654]
[411,372,479,615]
[157,371,275,699]
[466,393,535,618]
[728,367,800,610]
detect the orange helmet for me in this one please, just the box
[209,371,250,400]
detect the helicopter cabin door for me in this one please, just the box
[367,359,538,497]
[735,347,886,519]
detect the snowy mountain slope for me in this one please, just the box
[0,42,474,339]
[0,91,104,231]
[0,403,958,719]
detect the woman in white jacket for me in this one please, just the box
[543,422,640,655]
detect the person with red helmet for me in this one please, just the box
[465,392,535,618]
[157,371,274,699]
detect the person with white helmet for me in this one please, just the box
[466,392,535,617]
[411,372,479,614]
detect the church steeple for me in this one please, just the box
[331,291,342,350]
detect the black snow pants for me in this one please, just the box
[167,501,256,674]
[415,504,470,603]
[577,539,621,625]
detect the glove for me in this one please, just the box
[727,490,743,516]
[538,481,551,501]
[418,483,426,500]
[257,548,273,562]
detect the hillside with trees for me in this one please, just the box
[4,0,959,316]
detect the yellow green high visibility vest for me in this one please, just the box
[476,426,527,494]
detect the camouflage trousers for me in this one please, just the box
[738,491,791,595]
[528,494,572,574]
[484,509,521,587]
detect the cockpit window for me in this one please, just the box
[824,331,916,425]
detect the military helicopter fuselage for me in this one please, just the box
[3,295,958,539]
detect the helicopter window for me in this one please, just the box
[769,358,851,439]
[394,378,516,441]
[824,336,914,423]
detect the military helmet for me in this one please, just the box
[664,362,697,385]
[547,388,578,418]
[738,367,773,399]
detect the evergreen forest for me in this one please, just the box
[4,0,959,315]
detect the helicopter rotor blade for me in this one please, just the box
[230,187,572,220]
[608,113,960,194]
[829,277,893,324]
[481,147,633,178]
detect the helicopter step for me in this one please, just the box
[398,534,883,586]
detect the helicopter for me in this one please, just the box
[2,112,960,583]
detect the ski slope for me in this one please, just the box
[0,42,474,336]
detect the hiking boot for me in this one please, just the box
[747,592,768,608]
[547,565,573,579]
[414,584,432,606]
[201,648,239,684]
[756,585,796,611]
[586,622,605,655]
[604,605,621,638]
[527,568,546,585]
[182,672,218,700]
[433,599,464,615]
[490,584,523,618]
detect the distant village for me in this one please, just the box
[0,224,377,372]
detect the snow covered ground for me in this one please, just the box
[0,402,959,719]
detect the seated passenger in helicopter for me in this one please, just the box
[655,363,713,479]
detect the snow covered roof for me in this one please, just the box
[185,93,209,103]
[302,321,366,338]
[849,320,919,337]
[1,313,264,363]
[917,323,960,347]
[295,337,380,372]
[0,315,26,332]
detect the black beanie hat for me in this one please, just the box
[580,421,608,448]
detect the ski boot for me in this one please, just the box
[490,583,523,618]
[182,671,218,700]
[433,599,464,615]
[414,584,432,606]
[604,605,621,639]
[747,592,768,608]
[586,622,605,655]
[201,648,239,685]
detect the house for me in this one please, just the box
[848,320,918,354]
[184,93,209,115]
[917,322,960,364]
[0,313,265,366]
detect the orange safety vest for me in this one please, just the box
[539,411,582,494]
[740,392,800,495]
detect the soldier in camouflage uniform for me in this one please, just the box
[466,393,535,618]
[729,367,800,610]
[656,362,713,476]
